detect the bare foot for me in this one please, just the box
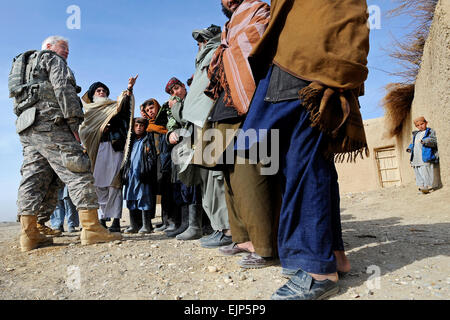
[334,250,351,273]
[236,241,255,253]
[309,272,338,283]
[307,251,349,283]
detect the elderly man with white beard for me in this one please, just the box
[79,76,138,232]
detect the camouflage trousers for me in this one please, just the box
[35,174,64,224]
[17,120,99,217]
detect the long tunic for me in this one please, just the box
[123,138,153,211]
[412,130,426,166]
[93,141,123,188]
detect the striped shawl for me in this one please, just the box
[205,0,270,115]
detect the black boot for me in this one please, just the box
[155,222,168,231]
[108,218,121,233]
[165,205,189,238]
[201,210,214,236]
[176,204,203,240]
[164,205,181,234]
[139,210,154,234]
[161,218,176,232]
[100,219,107,229]
[125,210,142,234]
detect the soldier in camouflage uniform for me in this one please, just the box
[11,35,121,252]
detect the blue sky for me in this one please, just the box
[0,0,416,221]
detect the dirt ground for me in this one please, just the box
[0,183,449,300]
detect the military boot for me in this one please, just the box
[139,210,154,234]
[79,209,121,245]
[176,204,202,240]
[20,215,54,252]
[37,222,62,237]
[165,205,189,238]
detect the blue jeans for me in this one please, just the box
[50,187,79,228]
[241,66,344,274]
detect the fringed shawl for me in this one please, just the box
[249,0,370,161]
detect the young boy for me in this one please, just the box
[407,116,439,194]
[140,99,178,233]
[162,77,203,240]
[123,118,158,233]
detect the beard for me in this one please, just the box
[221,0,243,19]
[93,96,109,103]
[221,4,233,19]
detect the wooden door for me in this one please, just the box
[375,147,401,188]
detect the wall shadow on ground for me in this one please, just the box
[337,214,450,295]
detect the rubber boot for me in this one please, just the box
[176,204,203,240]
[79,209,121,245]
[125,210,142,234]
[108,218,121,233]
[154,216,168,231]
[165,205,189,238]
[139,210,154,234]
[100,219,107,229]
[20,215,54,252]
[163,205,179,233]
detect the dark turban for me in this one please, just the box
[87,82,110,102]
[165,77,183,95]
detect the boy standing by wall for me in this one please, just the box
[407,116,439,194]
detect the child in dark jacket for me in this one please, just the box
[140,99,180,233]
[407,116,439,194]
[123,117,158,233]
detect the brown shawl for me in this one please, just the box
[249,0,370,161]
[204,0,270,115]
[79,91,134,188]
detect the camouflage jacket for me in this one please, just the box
[32,52,84,131]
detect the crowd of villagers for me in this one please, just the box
[65,0,372,300]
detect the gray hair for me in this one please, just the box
[41,36,69,50]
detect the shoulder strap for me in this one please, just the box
[32,50,65,75]
[8,50,63,97]
[8,50,37,97]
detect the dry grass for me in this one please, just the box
[382,1,438,137]
[387,0,438,82]
[382,83,415,138]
